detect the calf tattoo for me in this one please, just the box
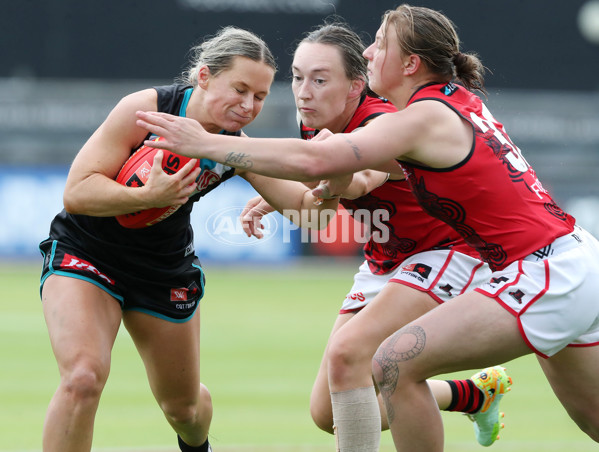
[224,152,253,169]
[373,325,426,423]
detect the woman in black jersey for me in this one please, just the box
[39,27,279,452]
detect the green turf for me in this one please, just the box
[0,261,597,452]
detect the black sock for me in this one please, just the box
[178,435,211,452]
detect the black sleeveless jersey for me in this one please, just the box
[45,84,238,278]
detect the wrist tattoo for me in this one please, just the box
[224,152,253,169]
[343,136,362,160]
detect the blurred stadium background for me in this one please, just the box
[1,0,599,264]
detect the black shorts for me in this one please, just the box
[39,238,205,322]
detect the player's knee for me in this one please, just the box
[327,334,364,385]
[162,400,196,426]
[199,383,213,413]
[371,339,400,391]
[161,383,212,427]
[371,352,385,390]
[61,361,109,404]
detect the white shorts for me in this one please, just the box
[476,226,599,358]
[341,249,490,313]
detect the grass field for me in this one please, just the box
[1,260,597,452]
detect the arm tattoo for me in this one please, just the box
[224,152,254,169]
[373,325,426,424]
[343,136,362,161]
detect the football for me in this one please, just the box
[115,137,198,228]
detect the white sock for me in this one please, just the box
[331,386,381,452]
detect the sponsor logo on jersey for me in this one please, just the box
[442,82,458,96]
[170,281,201,310]
[401,263,432,279]
[126,161,152,187]
[531,244,553,260]
[171,288,189,302]
[60,253,115,285]
[184,242,195,257]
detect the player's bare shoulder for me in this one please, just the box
[118,88,158,112]
[405,99,472,167]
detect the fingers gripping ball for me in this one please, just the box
[115,137,198,228]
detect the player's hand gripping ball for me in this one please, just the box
[115,137,199,228]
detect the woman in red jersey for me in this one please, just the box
[240,22,508,451]
[135,6,599,451]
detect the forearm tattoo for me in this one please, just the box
[224,152,253,169]
[343,136,362,160]
[373,325,426,424]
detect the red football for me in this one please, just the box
[115,137,198,228]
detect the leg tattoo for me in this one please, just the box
[373,325,426,423]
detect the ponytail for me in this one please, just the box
[453,51,487,95]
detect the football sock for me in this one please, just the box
[178,435,211,452]
[445,379,484,414]
[331,386,380,452]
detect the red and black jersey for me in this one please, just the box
[340,179,476,274]
[301,94,477,274]
[399,82,575,270]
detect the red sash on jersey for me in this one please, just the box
[400,83,575,270]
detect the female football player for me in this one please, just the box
[38,26,323,452]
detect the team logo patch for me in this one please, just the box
[491,276,510,284]
[439,283,454,296]
[509,289,525,304]
[195,169,220,192]
[60,253,115,285]
[402,263,432,279]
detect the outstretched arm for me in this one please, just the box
[135,101,467,182]
[135,110,403,180]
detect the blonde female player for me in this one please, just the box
[239,22,510,451]
[135,5,599,451]
[37,27,327,452]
